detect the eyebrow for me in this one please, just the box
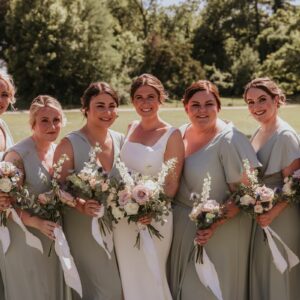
[246,95,266,101]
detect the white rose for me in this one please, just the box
[254,204,263,214]
[240,194,256,206]
[282,181,294,196]
[0,178,13,193]
[101,182,109,192]
[112,206,125,219]
[124,202,139,215]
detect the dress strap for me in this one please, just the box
[125,120,139,141]
[155,127,176,152]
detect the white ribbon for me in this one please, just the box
[91,205,113,259]
[138,222,165,300]
[10,208,43,253]
[263,226,299,273]
[54,227,82,298]
[194,247,223,300]
[0,224,10,253]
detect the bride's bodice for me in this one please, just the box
[120,121,176,176]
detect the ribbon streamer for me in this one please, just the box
[138,222,165,300]
[263,226,299,273]
[91,205,112,259]
[194,246,223,300]
[0,224,10,253]
[54,227,83,298]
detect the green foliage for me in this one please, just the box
[4,0,120,107]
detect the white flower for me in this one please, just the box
[240,194,256,206]
[101,182,109,192]
[202,199,220,212]
[112,206,125,219]
[282,179,294,196]
[0,178,13,193]
[0,161,17,176]
[292,169,300,179]
[124,202,139,215]
[189,203,203,221]
[254,204,263,214]
[106,193,115,207]
[256,185,274,202]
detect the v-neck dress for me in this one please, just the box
[249,119,300,300]
[0,118,14,299]
[113,121,176,300]
[64,130,123,300]
[1,137,64,300]
[169,122,260,300]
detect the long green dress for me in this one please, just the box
[1,137,64,300]
[250,119,300,300]
[64,130,123,300]
[0,118,14,300]
[169,122,260,300]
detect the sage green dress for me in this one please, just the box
[64,130,123,300]
[250,119,300,300]
[1,137,64,300]
[0,118,14,300]
[169,122,260,300]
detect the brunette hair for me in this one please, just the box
[81,82,119,117]
[0,72,16,104]
[243,77,286,107]
[29,95,66,128]
[130,74,167,103]
[182,80,221,110]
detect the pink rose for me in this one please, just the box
[132,185,151,205]
[292,169,300,179]
[255,185,274,202]
[118,189,132,207]
[38,192,52,204]
[202,199,220,213]
[58,189,76,207]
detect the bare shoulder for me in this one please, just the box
[54,137,74,162]
[4,150,24,172]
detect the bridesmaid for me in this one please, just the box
[244,78,300,300]
[169,80,260,300]
[2,95,64,300]
[0,72,15,300]
[54,82,123,300]
[113,74,184,300]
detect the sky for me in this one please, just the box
[159,0,300,6]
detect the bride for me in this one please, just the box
[113,74,184,300]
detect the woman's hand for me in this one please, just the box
[26,216,58,240]
[256,202,288,227]
[82,200,101,217]
[138,215,152,225]
[0,192,12,211]
[195,224,218,245]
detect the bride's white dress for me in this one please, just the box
[113,121,175,300]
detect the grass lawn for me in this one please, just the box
[2,105,300,143]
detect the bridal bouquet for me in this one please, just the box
[112,158,175,248]
[234,159,299,274]
[66,144,117,258]
[189,174,224,300]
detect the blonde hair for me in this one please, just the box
[29,95,66,128]
[0,72,16,104]
[243,77,286,107]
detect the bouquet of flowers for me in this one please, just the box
[234,159,299,274]
[0,161,33,226]
[189,174,224,300]
[189,174,224,263]
[112,158,175,248]
[65,144,117,258]
[234,159,276,217]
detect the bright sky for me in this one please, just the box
[159,0,300,6]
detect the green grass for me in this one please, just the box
[2,105,300,143]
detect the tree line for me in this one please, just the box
[0,0,299,107]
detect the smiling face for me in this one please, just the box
[86,93,118,129]
[245,87,278,124]
[32,107,63,142]
[0,79,12,115]
[132,85,160,118]
[184,90,219,129]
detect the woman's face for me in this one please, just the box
[132,85,160,118]
[245,87,278,124]
[86,93,118,129]
[32,107,63,142]
[185,90,219,129]
[0,79,12,115]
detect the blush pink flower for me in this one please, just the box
[117,189,132,207]
[132,185,151,205]
[58,189,76,207]
[255,185,274,202]
[202,199,220,213]
[292,169,300,179]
